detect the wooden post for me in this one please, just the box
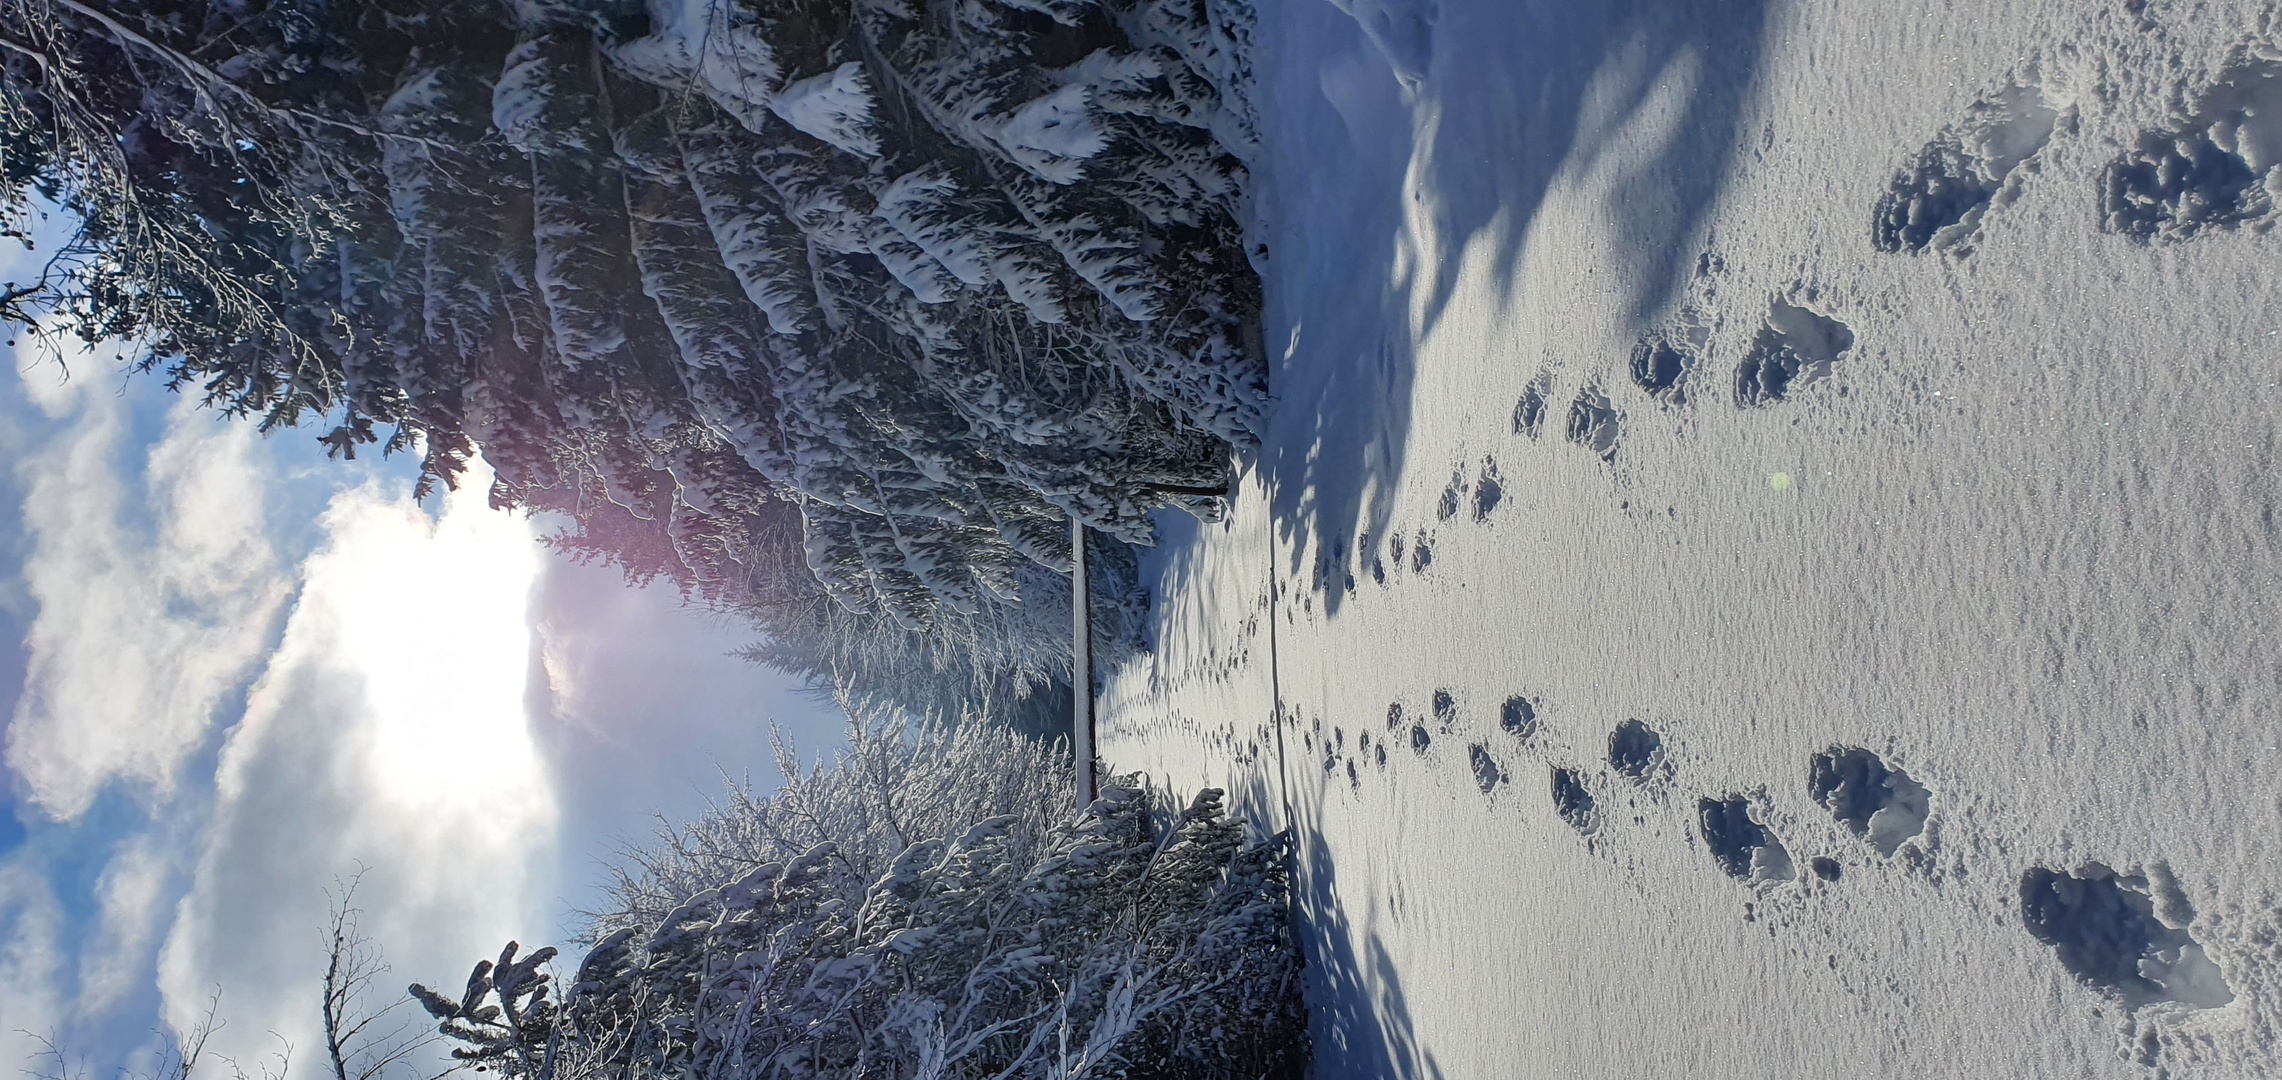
[1071,515,1096,810]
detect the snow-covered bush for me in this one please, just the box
[410,714,1307,1079]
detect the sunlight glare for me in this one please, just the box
[302,459,553,847]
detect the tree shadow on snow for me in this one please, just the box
[1194,692,1442,1080]
[1288,817,1448,1080]
[1257,0,1772,614]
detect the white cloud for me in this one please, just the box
[5,374,289,820]
[157,465,559,1070]
[0,849,67,1071]
[13,338,102,419]
[75,836,171,1016]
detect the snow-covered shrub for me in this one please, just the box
[411,713,1306,1080]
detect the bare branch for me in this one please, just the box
[320,870,439,1080]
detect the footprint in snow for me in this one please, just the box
[1808,746,1931,856]
[1468,744,1503,793]
[1500,695,1539,741]
[1698,796,1796,882]
[1565,386,1621,461]
[1734,298,1853,407]
[1629,334,1696,404]
[1551,766,1598,835]
[1514,373,1553,438]
[1432,688,1457,730]
[1874,82,2061,255]
[2019,862,2234,1009]
[1607,719,1666,782]
[2101,59,2282,242]
[1410,530,1433,572]
[1437,471,1463,521]
[1473,458,1504,521]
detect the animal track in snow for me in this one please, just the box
[1410,530,1433,572]
[1607,719,1665,781]
[1499,695,1538,741]
[1386,702,1405,731]
[1437,472,1463,521]
[2019,863,2235,1009]
[1873,83,2061,255]
[1629,335,1694,403]
[1808,747,1931,856]
[1472,458,1503,520]
[1468,744,1503,793]
[1698,796,1796,882]
[1432,689,1457,729]
[1410,724,1432,753]
[1550,767,1598,834]
[1514,374,1553,438]
[1734,299,1854,407]
[1565,386,1621,461]
[2102,58,2282,241]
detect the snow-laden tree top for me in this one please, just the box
[0,0,1266,651]
[414,715,1306,1079]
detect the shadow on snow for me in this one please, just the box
[1209,715,1447,1080]
[1253,0,1773,615]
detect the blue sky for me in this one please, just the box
[0,243,843,1075]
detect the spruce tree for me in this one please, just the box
[1,0,1262,709]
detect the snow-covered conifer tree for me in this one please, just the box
[413,711,1307,1079]
[2,0,1262,722]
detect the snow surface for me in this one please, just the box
[1097,1,2282,1076]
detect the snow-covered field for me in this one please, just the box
[1097,0,2282,1075]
